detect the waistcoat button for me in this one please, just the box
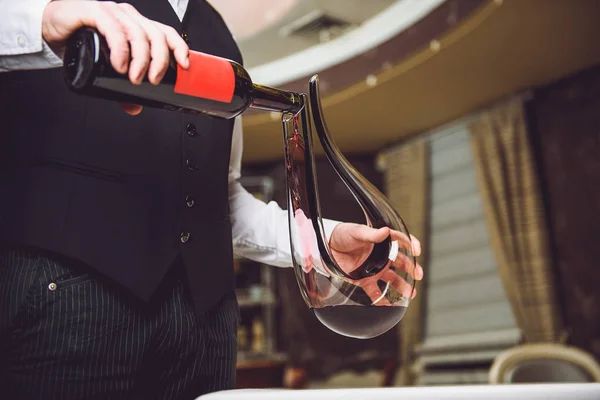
[187,124,197,137]
[181,31,189,43]
[180,232,191,243]
[186,159,196,171]
[185,196,195,208]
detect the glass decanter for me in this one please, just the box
[281,75,417,339]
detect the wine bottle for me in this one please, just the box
[63,28,302,119]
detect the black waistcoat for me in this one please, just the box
[0,0,242,313]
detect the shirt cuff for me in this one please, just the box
[322,218,342,245]
[0,0,51,55]
[0,39,63,71]
[0,0,63,71]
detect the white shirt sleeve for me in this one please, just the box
[0,0,64,72]
[228,117,341,268]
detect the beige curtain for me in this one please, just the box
[381,138,429,386]
[469,98,563,343]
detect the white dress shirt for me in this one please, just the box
[0,0,341,269]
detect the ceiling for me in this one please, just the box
[210,0,600,165]
[209,0,397,67]
[207,0,298,42]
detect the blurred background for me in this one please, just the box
[209,0,600,389]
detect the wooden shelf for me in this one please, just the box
[236,289,276,308]
[234,176,281,389]
[236,353,287,389]
[237,352,287,368]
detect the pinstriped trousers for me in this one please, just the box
[0,245,239,400]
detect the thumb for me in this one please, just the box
[353,225,390,244]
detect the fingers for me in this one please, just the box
[389,252,423,281]
[380,270,416,300]
[410,234,422,257]
[114,3,189,84]
[415,262,424,280]
[362,282,392,306]
[388,231,423,278]
[88,2,189,84]
[120,6,180,84]
[158,23,190,69]
[42,1,189,82]
[389,230,421,256]
[361,271,416,305]
[79,3,132,74]
[105,4,151,85]
[352,225,391,244]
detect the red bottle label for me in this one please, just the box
[174,51,235,103]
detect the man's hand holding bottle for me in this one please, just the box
[42,0,189,114]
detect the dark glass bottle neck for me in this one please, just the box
[250,84,304,114]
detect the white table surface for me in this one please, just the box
[198,383,600,400]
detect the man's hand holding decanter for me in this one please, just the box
[328,223,423,304]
